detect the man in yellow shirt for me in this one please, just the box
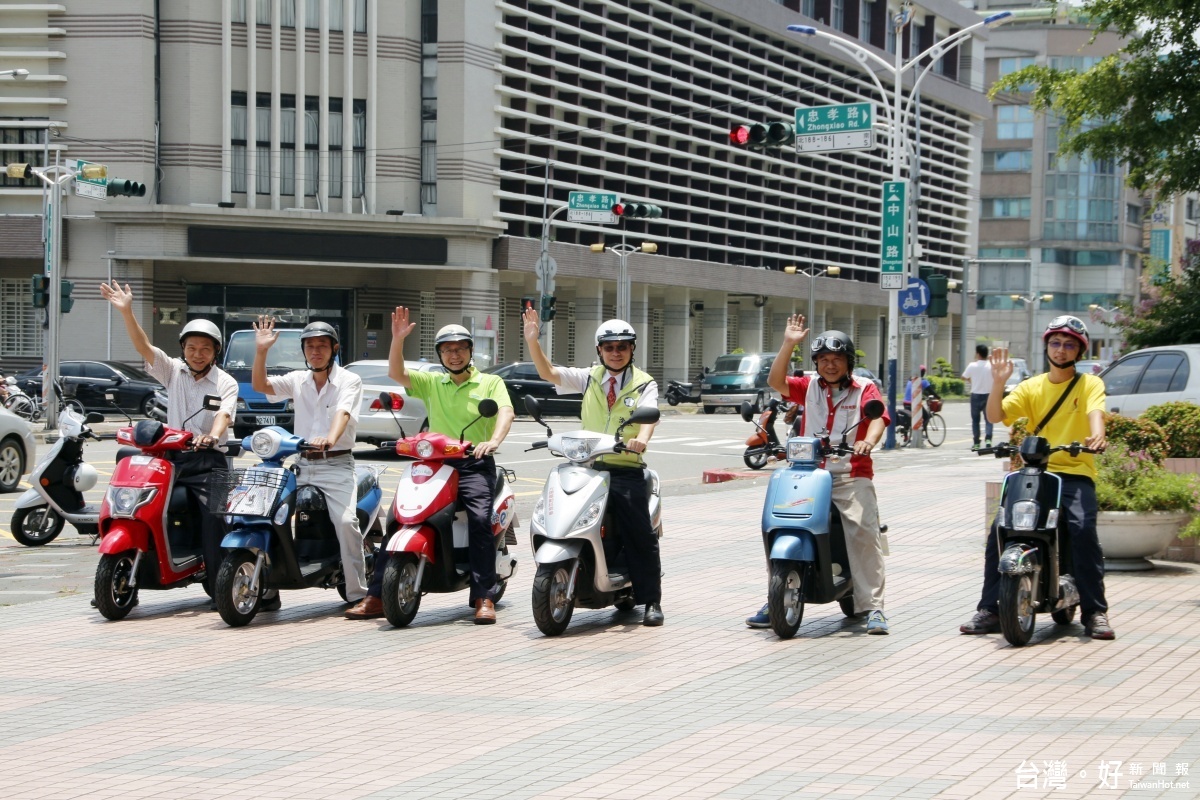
[960,316,1114,639]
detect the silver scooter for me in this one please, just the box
[523,396,663,636]
[10,406,106,546]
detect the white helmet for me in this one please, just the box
[595,319,637,346]
[179,319,223,354]
[434,324,473,348]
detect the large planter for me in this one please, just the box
[1097,511,1190,571]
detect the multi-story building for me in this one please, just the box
[2,0,990,383]
[974,1,1145,365]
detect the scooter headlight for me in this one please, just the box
[560,436,600,461]
[416,440,435,459]
[533,496,545,527]
[106,486,158,519]
[1011,500,1039,531]
[250,428,283,459]
[572,500,603,532]
[786,439,819,464]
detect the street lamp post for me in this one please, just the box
[1012,291,1054,372]
[591,241,658,324]
[784,264,841,332]
[788,10,1014,449]
[0,68,30,79]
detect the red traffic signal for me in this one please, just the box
[729,125,751,146]
[613,203,663,219]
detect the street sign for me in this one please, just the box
[794,103,874,153]
[567,191,619,223]
[74,159,107,200]
[880,181,907,290]
[900,315,930,336]
[899,277,929,317]
[535,253,558,294]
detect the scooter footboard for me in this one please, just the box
[769,531,817,562]
[98,521,151,555]
[533,538,583,565]
[387,524,436,562]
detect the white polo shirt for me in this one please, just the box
[264,362,362,450]
[145,347,239,445]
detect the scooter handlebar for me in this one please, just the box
[526,440,549,452]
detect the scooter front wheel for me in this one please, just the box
[768,561,805,639]
[998,573,1036,646]
[10,506,65,546]
[94,551,139,621]
[666,393,680,407]
[532,562,575,636]
[1051,605,1077,625]
[215,550,262,627]
[381,554,422,628]
[743,448,769,470]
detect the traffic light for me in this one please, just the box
[107,178,147,197]
[729,122,795,151]
[521,296,537,314]
[540,294,557,322]
[927,274,949,318]
[31,274,49,309]
[613,202,662,219]
[60,279,75,313]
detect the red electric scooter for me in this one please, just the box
[93,395,238,620]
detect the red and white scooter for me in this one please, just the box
[93,396,238,620]
[377,397,518,627]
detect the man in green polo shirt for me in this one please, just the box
[346,308,514,624]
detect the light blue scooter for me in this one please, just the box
[759,399,885,639]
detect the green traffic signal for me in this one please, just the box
[60,279,75,313]
[927,274,949,318]
[30,274,49,309]
[540,294,557,322]
[107,178,147,197]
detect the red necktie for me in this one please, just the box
[607,378,617,410]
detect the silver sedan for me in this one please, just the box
[344,360,442,445]
[0,406,37,493]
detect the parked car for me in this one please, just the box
[1097,345,1200,416]
[223,328,304,436]
[1003,357,1033,395]
[18,360,163,416]
[0,406,37,493]
[344,360,442,445]
[1075,359,1110,375]
[854,367,884,392]
[485,362,582,416]
[701,353,777,414]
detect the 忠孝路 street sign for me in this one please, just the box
[568,191,619,223]
[794,103,874,153]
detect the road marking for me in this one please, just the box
[2,575,64,580]
[647,437,702,444]
[681,439,742,446]
[0,589,59,595]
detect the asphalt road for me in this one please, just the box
[0,399,989,606]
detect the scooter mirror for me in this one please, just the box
[739,400,755,423]
[203,394,222,411]
[378,390,404,411]
[523,395,544,424]
[627,405,660,425]
[477,398,499,418]
[85,411,105,424]
[862,399,885,420]
[104,389,119,403]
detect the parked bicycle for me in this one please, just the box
[3,377,84,423]
[895,394,946,447]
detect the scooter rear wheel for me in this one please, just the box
[999,573,1036,646]
[768,561,805,639]
[743,448,769,470]
[532,562,575,636]
[94,552,139,621]
[381,554,422,628]
[10,506,65,547]
[215,550,262,627]
[666,394,680,407]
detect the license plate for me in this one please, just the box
[255,416,276,425]
[718,396,735,403]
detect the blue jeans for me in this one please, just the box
[969,393,993,445]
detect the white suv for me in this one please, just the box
[1098,345,1200,415]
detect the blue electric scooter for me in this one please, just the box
[759,399,886,639]
[212,426,385,627]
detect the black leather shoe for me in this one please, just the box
[643,603,664,627]
[261,593,282,612]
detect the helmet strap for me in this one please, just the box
[437,343,472,375]
[304,343,337,373]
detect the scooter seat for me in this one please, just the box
[354,467,378,502]
[116,446,141,464]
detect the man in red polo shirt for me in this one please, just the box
[745,313,892,634]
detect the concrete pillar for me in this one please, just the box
[737,303,764,354]
[573,278,604,368]
[662,286,690,383]
[702,291,728,366]
[434,270,501,369]
[630,284,649,370]
[858,315,881,374]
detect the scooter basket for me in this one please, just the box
[208,468,290,518]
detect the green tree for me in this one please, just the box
[1118,242,1200,349]
[991,0,1200,197]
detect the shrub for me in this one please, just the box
[933,357,956,379]
[929,376,964,397]
[1103,413,1167,464]
[1095,442,1200,513]
[1143,401,1200,458]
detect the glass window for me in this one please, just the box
[996,105,1034,139]
[831,0,844,31]
[232,0,246,23]
[979,247,1028,260]
[983,150,1032,172]
[1138,353,1186,394]
[802,0,816,16]
[1169,358,1190,392]
[982,198,1032,219]
[860,0,872,42]
[1102,354,1150,397]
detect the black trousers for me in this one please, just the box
[170,449,228,595]
[602,466,662,606]
[368,456,499,603]
[978,474,1108,618]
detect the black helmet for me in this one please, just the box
[811,330,856,371]
[300,321,339,346]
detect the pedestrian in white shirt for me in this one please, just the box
[251,317,366,607]
[961,344,995,450]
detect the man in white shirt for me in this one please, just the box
[961,344,995,450]
[99,281,239,604]
[251,317,366,607]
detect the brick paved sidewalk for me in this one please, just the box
[1,454,1197,799]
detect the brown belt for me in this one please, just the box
[301,449,352,461]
